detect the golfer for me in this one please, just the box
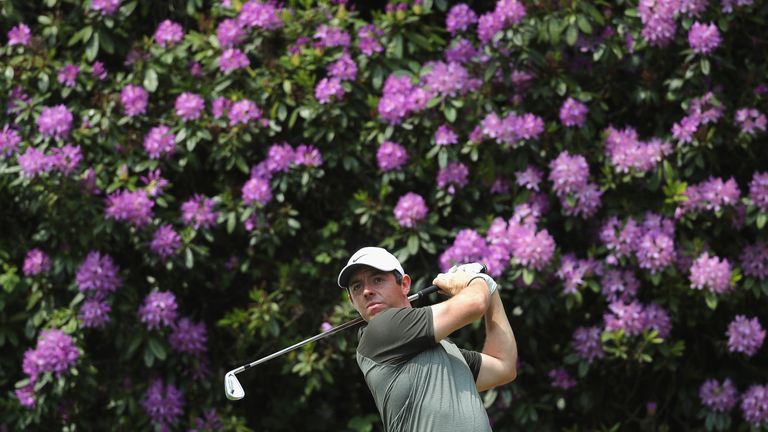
[337,246,518,431]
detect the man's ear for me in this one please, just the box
[401,274,411,296]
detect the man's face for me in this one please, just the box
[347,267,411,321]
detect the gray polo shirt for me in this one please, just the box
[356,307,492,432]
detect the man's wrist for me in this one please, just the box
[467,274,497,296]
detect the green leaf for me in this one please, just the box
[576,15,592,34]
[704,292,718,310]
[147,338,166,360]
[700,58,710,76]
[522,269,535,285]
[565,25,578,46]
[143,347,155,367]
[68,25,93,47]
[143,69,159,92]
[85,32,100,62]
[407,235,419,255]
[757,213,767,229]
[443,106,457,123]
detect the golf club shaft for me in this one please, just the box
[229,285,440,375]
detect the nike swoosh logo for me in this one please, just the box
[352,254,368,263]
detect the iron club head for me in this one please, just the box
[225,371,245,400]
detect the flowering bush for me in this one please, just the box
[2,0,768,430]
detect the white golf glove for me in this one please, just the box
[448,262,498,296]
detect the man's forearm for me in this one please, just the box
[482,291,517,375]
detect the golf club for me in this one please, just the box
[224,284,440,400]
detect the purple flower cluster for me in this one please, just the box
[175,92,205,121]
[216,19,244,48]
[357,24,384,56]
[446,4,478,34]
[228,99,262,126]
[749,172,768,212]
[190,409,223,432]
[393,192,428,228]
[219,48,250,73]
[689,252,732,294]
[92,61,107,80]
[181,195,219,229]
[741,384,768,427]
[727,315,765,356]
[422,61,480,98]
[572,326,605,363]
[559,98,588,127]
[688,22,721,54]
[238,0,283,30]
[634,214,677,273]
[638,0,677,47]
[242,176,272,206]
[434,124,458,145]
[604,300,672,338]
[604,126,672,174]
[442,205,555,277]
[57,64,80,88]
[314,25,350,48]
[556,254,596,294]
[37,105,74,140]
[154,20,184,47]
[76,251,122,295]
[676,177,740,218]
[437,161,469,194]
[143,125,177,159]
[142,378,184,429]
[445,38,481,63]
[169,318,207,355]
[481,111,545,146]
[78,298,112,328]
[91,0,121,15]
[23,248,51,276]
[19,329,80,407]
[515,166,543,191]
[315,77,346,104]
[105,189,154,227]
[548,151,602,218]
[327,52,357,81]
[600,268,639,302]
[477,0,526,44]
[141,169,169,197]
[721,0,755,13]
[150,225,182,259]
[677,0,708,17]
[602,214,677,273]
[376,140,409,171]
[8,23,31,46]
[378,74,430,124]
[439,229,489,271]
[672,92,723,144]
[120,84,149,117]
[548,368,577,389]
[0,125,21,156]
[505,211,556,273]
[18,144,82,178]
[741,242,768,280]
[211,96,232,119]
[735,108,767,136]
[699,378,739,412]
[241,143,322,207]
[139,291,179,330]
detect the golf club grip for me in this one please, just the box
[408,284,439,301]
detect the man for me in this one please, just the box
[337,246,518,431]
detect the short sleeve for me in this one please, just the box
[459,348,482,381]
[357,307,437,365]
